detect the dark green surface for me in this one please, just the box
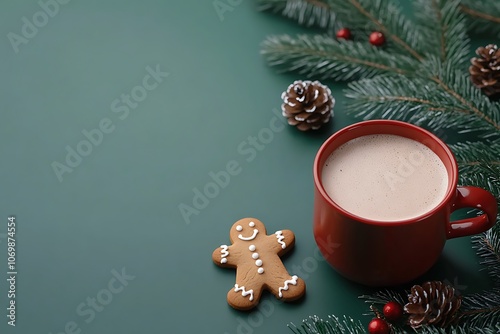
[0,1,492,333]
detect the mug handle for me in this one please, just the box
[447,186,498,239]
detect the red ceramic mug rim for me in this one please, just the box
[313,120,459,226]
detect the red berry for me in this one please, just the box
[383,301,403,322]
[368,318,390,334]
[369,31,385,46]
[336,28,352,40]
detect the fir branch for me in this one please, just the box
[451,141,500,199]
[460,5,500,24]
[457,165,500,207]
[472,230,500,286]
[415,323,500,333]
[359,288,408,307]
[461,172,500,206]
[325,0,424,60]
[453,141,500,167]
[261,34,418,80]
[287,314,500,333]
[345,75,491,134]
[258,0,337,30]
[460,0,500,37]
[288,315,366,334]
[346,60,500,137]
[459,288,500,327]
[421,58,500,135]
[413,0,470,68]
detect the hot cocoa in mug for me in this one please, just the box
[313,120,497,286]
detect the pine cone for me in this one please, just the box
[470,44,500,97]
[404,281,462,328]
[281,80,334,131]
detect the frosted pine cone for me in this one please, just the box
[470,44,500,97]
[281,80,334,131]
[404,281,462,328]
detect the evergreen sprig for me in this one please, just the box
[326,0,424,58]
[451,141,500,200]
[288,315,366,334]
[345,74,483,131]
[413,0,470,68]
[472,231,500,286]
[345,62,500,137]
[460,0,500,38]
[359,288,407,307]
[415,323,500,334]
[261,35,418,80]
[288,314,500,333]
[459,288,500,327]
[257,0,337,30]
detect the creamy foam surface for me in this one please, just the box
[322,134,449,221]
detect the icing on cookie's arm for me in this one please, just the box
[267,229,295,254]
[220,245,229,263]
[212,244,239,266]
[275,231,286,249]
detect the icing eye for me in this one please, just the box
[236,225,243,231]
[249,221,255,227]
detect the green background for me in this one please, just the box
[0,1,493,333]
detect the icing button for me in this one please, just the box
[252,253,259,259]
[249,245,256,251]
[255,259,263,267]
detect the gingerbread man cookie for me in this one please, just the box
[212,218,306,310]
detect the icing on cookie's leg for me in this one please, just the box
[267,273,306,302]
[234,284,254,301]
[227,283,263,311]
[278,276,298,297]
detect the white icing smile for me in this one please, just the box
[238,229,258,241]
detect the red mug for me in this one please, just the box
[313,120,497,286]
